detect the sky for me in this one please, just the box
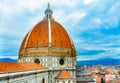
[0,0,120,61]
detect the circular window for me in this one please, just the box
[59,58,64,65]
[34,58,40,64]
[57,80,59,83]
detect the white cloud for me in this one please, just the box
[77,56,97,61]
[55,11,87,26]
[76,34,120,60]
[52,0,79,8]
[67,12,87,23]
[92,18,102,25]
[84,0,95,5]
[1,0,79,19]
[1,0,49,20]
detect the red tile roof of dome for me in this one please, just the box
[20,20,72,50]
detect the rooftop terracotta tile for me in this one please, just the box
[56,70,73,79]
[20,19,72,51]
[0,62,47,72]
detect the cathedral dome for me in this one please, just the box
[20,20,73,50]
[19,3,76,58]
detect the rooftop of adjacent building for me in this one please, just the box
[0,62,47,73]
[76,78,95,82]
[56,70,73,79]
[0,62,73,79]
[76,72,92,76]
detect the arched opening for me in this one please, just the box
[34,58,40,64]
[62,80,65,83]
[42,78,45,83]
[68,80,71,83]
[59,58,64,65]
[56,80,60,83]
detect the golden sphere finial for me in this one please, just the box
[48,1,50,6]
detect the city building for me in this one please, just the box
[76,72,95,83]
[0,3,76,83]
[76,65,95,83]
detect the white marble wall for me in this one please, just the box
[56,79,73,83]
[18,56,76,83]
[0,70,48,83]
[19,56,76,70]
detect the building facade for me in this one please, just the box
[0,3,76,83]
